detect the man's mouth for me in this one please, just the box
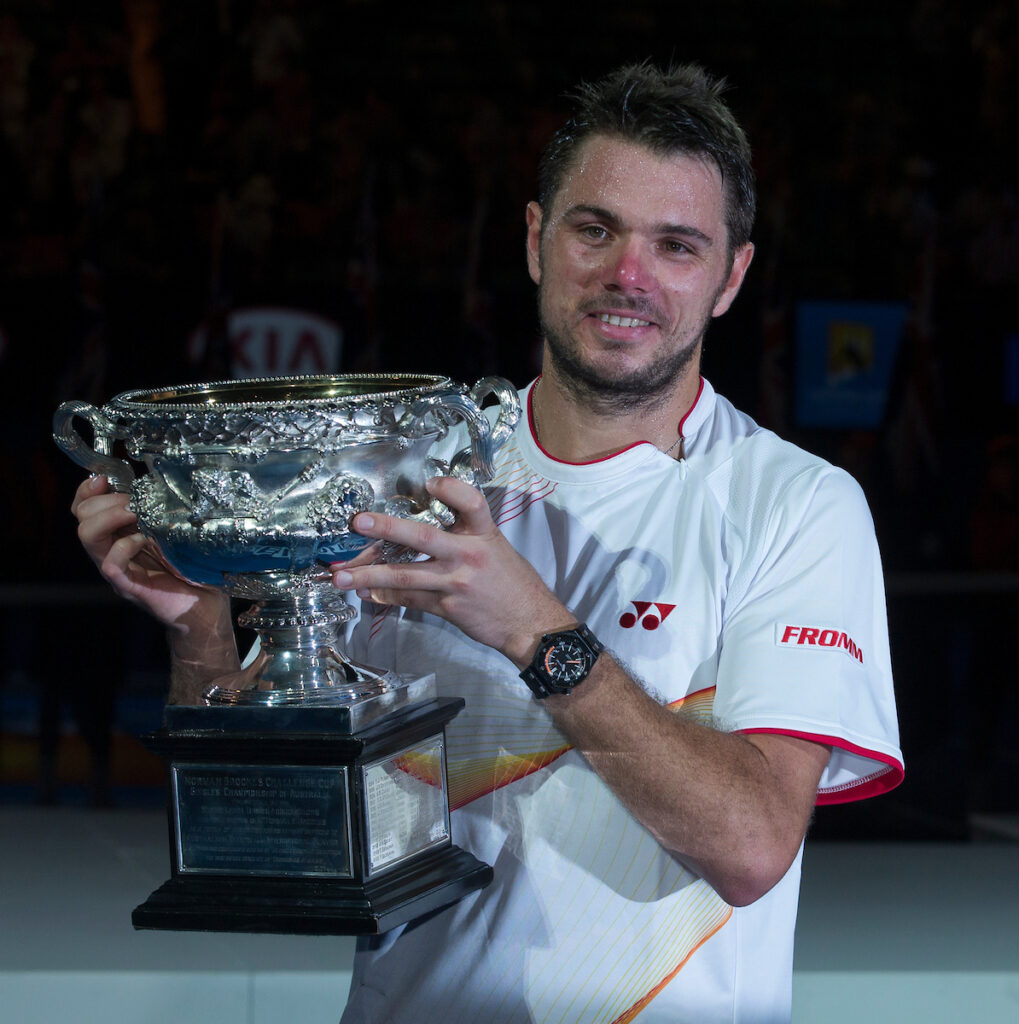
[596,313,652,328]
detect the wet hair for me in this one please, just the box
[536,62,756,254]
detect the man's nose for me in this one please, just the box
[604,238,653,292]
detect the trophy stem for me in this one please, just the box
[204,587,401,707]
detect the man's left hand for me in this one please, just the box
[331,476,571,667]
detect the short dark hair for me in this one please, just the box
[537,62,756,254]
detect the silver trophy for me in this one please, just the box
[54,373,519,709]
[53,373,520,934]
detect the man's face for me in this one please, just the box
[526,135,753,407]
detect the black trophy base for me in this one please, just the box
[133,696,492,935]
[132,843,490,935]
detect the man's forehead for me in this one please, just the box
[546,135,725,222]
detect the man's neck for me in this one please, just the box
[531,364,701,463]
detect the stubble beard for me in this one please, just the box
[538,287,712,414]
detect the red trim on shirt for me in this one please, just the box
[738,727,904,805]
[677,376,705,438]
[527,376,705,465]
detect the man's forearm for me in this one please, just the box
[542,652,829,906]
[167,598,241,705]
[326,484,830,904]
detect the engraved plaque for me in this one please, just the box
[363,735,450,875]
[132,697,492,934]
[174,764,352,877]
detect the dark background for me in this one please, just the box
[0,0,1016,838]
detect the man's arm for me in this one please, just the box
[72,475,241,703]
[540,659,828,905]
[331,475,829,906]
[166,599,243,705]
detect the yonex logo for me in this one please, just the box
[776,624,864,664]
[619,601,676,630]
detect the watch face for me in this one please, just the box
[543,637,590,684]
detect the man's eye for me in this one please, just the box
[580,225,608,240]
[662,239,690,255]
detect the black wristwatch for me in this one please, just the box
[520,624,605,699]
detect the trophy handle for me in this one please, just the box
[386,376,520,541]
[52,400,135,492]
[421,375,519,529]
[447,376,521,484]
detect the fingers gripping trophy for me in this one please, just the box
[54,373,520,935]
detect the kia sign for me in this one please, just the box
[189,307,342,379]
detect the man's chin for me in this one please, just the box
[547,345,698,407]
[553,358,684,407]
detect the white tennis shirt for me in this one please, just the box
[339,377,903,1024]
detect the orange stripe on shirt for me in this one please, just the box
[448,744,571,810]
[609,905,733,1024]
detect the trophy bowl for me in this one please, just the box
[54,373,521,710]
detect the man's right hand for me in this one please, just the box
[72,474,221,629]
[71,474,241,702]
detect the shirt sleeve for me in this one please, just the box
[712,465,904,804]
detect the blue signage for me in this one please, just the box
[794,301,908,428]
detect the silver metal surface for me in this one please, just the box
[54,374,520,707]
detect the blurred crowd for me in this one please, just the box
[0,0,1016,824]
[1,0,1017,580]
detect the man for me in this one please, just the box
[74,63,902,1023]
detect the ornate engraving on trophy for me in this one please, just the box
[306,474,375,534]
[189,468,270,522]
[129,473,163,531]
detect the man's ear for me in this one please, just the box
[712,242,755,318]
[526,201,543,285]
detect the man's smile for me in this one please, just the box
[579,298,664,340]
[595,313,653,328]
[582,307,662,344]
